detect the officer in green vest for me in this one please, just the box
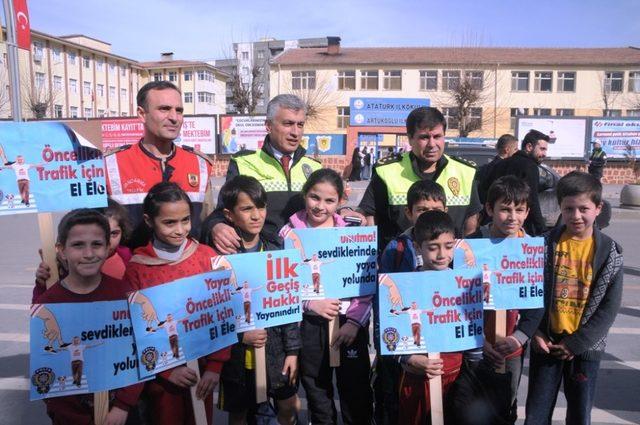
[359,107,482,249]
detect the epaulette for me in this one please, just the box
[449,155,477,169]
[182,145,215,166]
[304,155,322,164]
[231,149,256,158]
[374,153,403,167]
[103,144,132,156]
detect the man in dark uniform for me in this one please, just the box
[477,133,518,204]
[588,140,607,181]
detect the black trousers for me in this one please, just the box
[300,314,373,425]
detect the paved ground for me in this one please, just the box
[0,185,638,424]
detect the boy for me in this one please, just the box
[34,209,140,425]
[213,175,300,425]
[524,171,623,425]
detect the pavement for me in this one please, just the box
[0,184,638,424]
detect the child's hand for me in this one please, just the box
[331,321,359,348]
[494,335,522,357]
[281,355,298,385]
[531,331,551,354]
[482,340,505,368]
[105,406,129,425]
[195,370,219,400]
[548,341,574,360]
[405,355,443,379]
[167,365,198,388]
[35,259,50,287]
[242,329,267,348]
[308,299,340,320]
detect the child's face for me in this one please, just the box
[107,217,122,255]
[415,232,455,271]
[560,193,601,239]
[304,182,340,227]
[16,155,24,164]
[405,198,447,224]
[145,200,191,247]
[486,198,529,238]
[223,192,266,237]
[73,336,80,345]
[58,224,108,280]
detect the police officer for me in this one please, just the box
[359,107,482,249]
[104,81,212,244]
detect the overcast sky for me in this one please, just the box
[18,0,640,62]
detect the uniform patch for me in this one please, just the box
[302,163,313,179]
[447,177,460,196]
[32,367,55,394]
[141,346,159,371]
[382,327,400,351]
[188,173,199,187]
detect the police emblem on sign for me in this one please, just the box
[32,367,55,394]
[447,177,460,196]
[187,173,199,187]
[302,163,313,179]
[382,327,400,351]
[141,347,159,371]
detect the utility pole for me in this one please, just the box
[3,0,23,121]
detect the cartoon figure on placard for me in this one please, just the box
[0,154,44,207]
[30,305,71,353]
[57,375,67,391]
[454,239,476,267]
[234,281,262,325]
[61,336,104,387]
[155,314,181,359]
[481,263,494,305]
[392,301,430,347]
[128,291,159,332]
[302,254,336,294]
[5,193,15,208]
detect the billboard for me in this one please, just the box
[349,98,430,127]
[516,117,588,159]
[219,115,267,153]
[590,118,640,159]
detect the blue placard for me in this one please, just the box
[0,121,107,215]
[453,238,544,310]
[127,269,237,379]
[211,250,304,332]
[378,269,484,355]
[301,134,346,155]
[29,301,142,400]
[349,97,430,127]
[283,226,378,300]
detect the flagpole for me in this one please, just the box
[3,0,23,122]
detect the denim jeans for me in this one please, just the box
[524,350,600,425]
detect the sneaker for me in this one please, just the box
[59,342,71,348]
[44,346,57,353]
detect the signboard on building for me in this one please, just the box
[101,118,144,150]
[219,115,267,153]
[349,98,430,127]
[301,134,346,155]
[516,117,588,159]
[590,118,640,159]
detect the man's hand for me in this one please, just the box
[404,354,444,379]
[105,406,129,425]
[281,355,298,385]
[494,335,522,357]
[308,299,340,320]
[167,365,198,388]
[548,341,574,360]
[331,321,359,348]
[482,340,505,368]
[388,284,403,307]
[211,222,241,254]
[531,331,551,354]
[338,208,367,226]
[242,329,268,348]
[195,370,219,400]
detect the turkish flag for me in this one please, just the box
[13,0,31,50]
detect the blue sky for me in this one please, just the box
[19,0,640,62]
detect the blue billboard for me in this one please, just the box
[349,98,430,127]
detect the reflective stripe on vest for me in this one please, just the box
[376,153,475,206]
[233,150,321,192]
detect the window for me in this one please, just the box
[534,71,552,92]
[383,70,402,90]
[96,59,104,71]
[52,47,62,64]
[83,56,90,69]
[69,79,78,93]
[292,71,316,90]
[83,81,91,96]
[153,72,163,81]
[197,91,214,104]
[442,70,460,90]
[257,98,265,106]
[603,109,622,117]
[337,70,355,90]
[98,109,105,117]
[197,70,214,82]
[337,106,350,129]
[70,106,78,118]
[419,70,438,91]
[257,50,265,60]
[629,72,640,92]
[109,62,115,73]
[184,92,193,103]
[511,71,529,91]
[121,67,126,77]
[68,52,76,65]
[241,51,249,60]
[628,109,640,117]
[556,109,574,116]
[54,104,63,118]
[109,86,116,97]
[510,107,528,129]
[604,71,623,93]
[184,71,192,81]
[360,70,378,90]
[120,88,127,98]
[442,107,459,130]
[33,41,43,63]
[468,107,482,129]
[557,72,576,92]
[110,110,116,116]
[96,84,104,97]
[168,71,177,82]
[533,108,551,116]
[465,71,483,90]
[53,75,63,91]
[35,72,45,89]
[121,112,128,117]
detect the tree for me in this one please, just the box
[287,73,338,129]
[600,71,622,116]
[0,67,12,118]
[22,76,61,119]
[230,62,264,114]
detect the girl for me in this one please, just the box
[124,182,229,425]
[279,168,373,424]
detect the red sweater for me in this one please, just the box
[33,275,141,423]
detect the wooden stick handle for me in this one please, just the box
[187,360,208,425]
[328,317,341,367]
[428,352,444,425]
[254,346,268,403]
[38,213,59,289]
[494,309,507,374]
[94,391,109,425]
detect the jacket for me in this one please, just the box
[379,226,419,274]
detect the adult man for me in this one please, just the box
[485,129,549,236]
[104,81,212,241]
[588,140,607,181]
[359,107,482,249]
[477,133,518,204]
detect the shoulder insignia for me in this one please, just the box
[231,149,256,158]
[374,153,402,167]
[103,144,131,156]
[304,155,322,164]
[449,155,477,169]
[181,145,215,166]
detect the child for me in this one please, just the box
[213,175,300,425]
[524,171,623,425]
[280,168,373,425]
[33,209,139,425]
[124,182,230,425]
[395,210,462,425]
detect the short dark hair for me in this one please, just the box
[137,81,181,110]
[98,198,132,245]
[413,210,455,245]
[57,209,110,246]
[496,134,518,154]
[221,175,267,210]
[521,129,550,150]
[406,107,447,138]
[486,176,530,209]
[143,182,192,220]
[407,180,447,210]
[556,171,602,205]
[302,168,344,200]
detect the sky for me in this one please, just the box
[17,0,640,62]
